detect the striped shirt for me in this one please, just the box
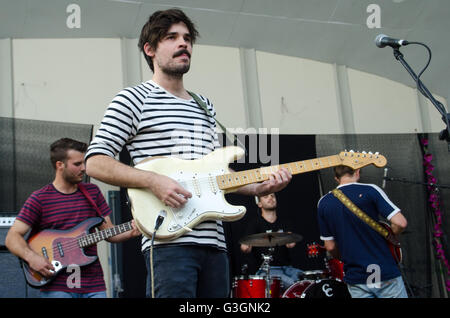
[85,80,227,252]
[16,183,111,293]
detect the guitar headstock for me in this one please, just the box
[339,150,387,169]
[307,242,325,258]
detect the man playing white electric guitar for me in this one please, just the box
[85,8,291,299]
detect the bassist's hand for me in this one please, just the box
[27,252,55,278]
[130,219,142,237]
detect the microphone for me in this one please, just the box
[375,34,409,48]
[382,167,389,189]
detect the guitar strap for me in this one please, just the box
[78,183,105,222]
[331,188,400,247]
[188,91,247,153]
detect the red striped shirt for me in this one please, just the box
[17,183,111,293]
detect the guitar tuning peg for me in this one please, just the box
[375,152,379,155]
[362,151,367,154]
[368,151,373,154]
[349,150,354,153]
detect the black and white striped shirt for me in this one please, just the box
[86,80,227,252]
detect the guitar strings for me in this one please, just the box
[47,223,133,257]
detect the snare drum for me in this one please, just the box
[232,276,281,298]
[282,278,351,298]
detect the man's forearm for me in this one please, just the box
[86,154,152,188]
[324,240,340,259]
[235,183,257,196]
[390,212,408,235]
[6,230,35,262]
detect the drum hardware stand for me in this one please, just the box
[240,263,249,278]
[260,248,274,298]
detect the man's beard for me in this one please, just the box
[160,63,190,77]
[263,203,277,211]
[63,171,83,185]
[158,49,191,77]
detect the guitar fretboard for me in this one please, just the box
[216,155,342,190]
[78,221,133,248]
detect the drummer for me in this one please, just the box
[240,193,304,289]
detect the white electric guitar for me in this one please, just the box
[128,147,387,241]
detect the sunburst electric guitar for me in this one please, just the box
[22,217,133,288]
[128,147,387,241]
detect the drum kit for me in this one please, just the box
[232,233,351,298]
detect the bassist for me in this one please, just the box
[5,138,140,298]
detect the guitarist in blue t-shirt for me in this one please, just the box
[317,165,408,298]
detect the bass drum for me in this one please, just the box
[282,278,351,298]
[282,280,313,298]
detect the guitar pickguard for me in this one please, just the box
[166,170,245,233]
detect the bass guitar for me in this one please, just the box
[22,217,133,288]
[128,146,387,241]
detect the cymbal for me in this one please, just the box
[239,232,303,247]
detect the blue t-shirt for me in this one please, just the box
[317,182,401,285]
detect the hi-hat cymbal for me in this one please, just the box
[239,232,303,247]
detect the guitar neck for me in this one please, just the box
[78,221,133,248]
[216,155,342,190]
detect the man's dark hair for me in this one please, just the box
[334,165,356,180]
[138,8,199,72]
[50,138,87,169]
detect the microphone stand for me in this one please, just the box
[391,47,450,152]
